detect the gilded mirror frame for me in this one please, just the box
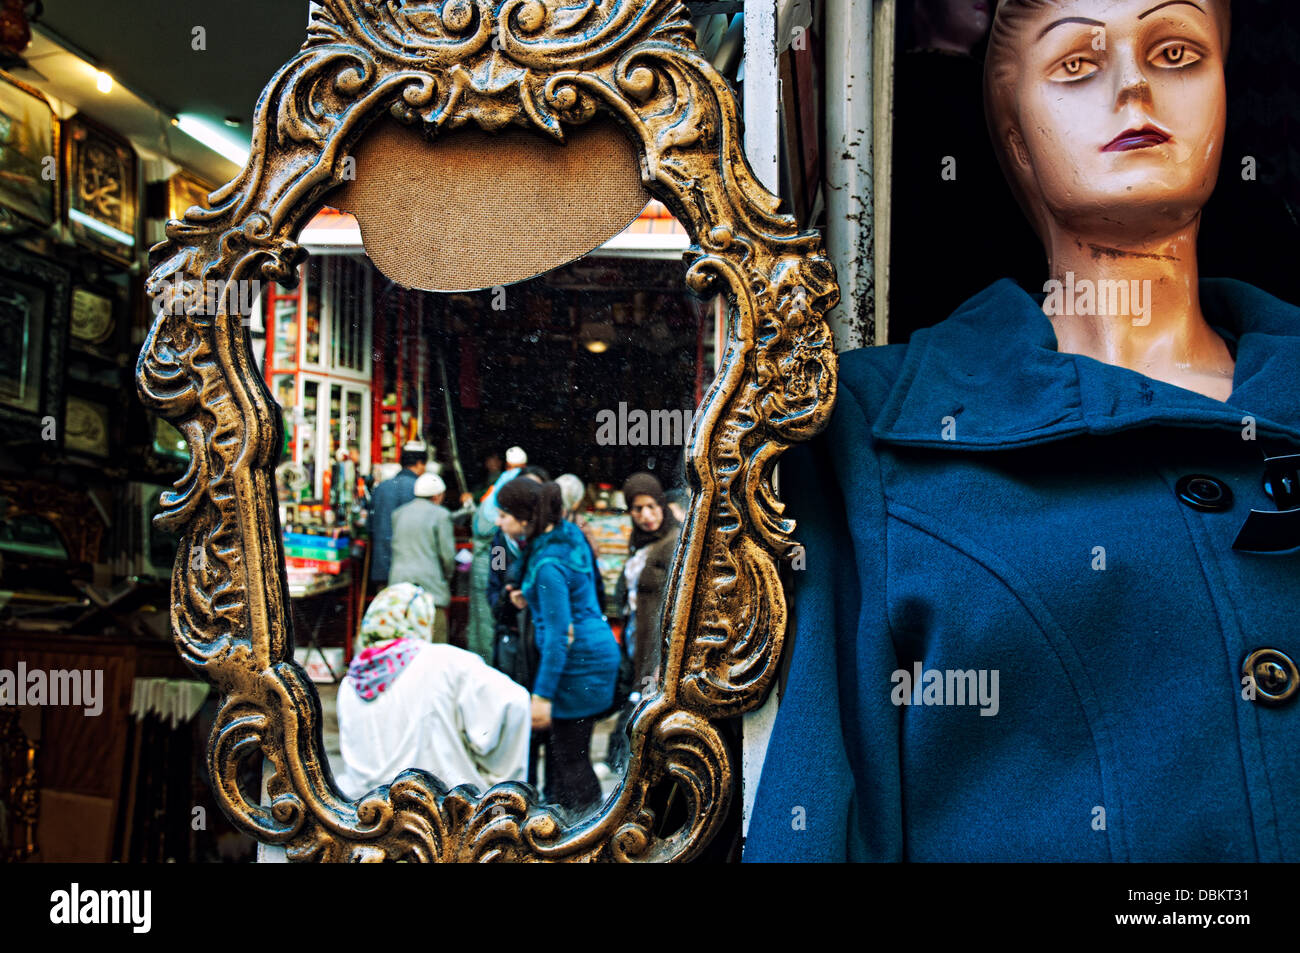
[138,0,838,861]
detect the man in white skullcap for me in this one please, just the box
[388,470,456,643]
[466,446,529,663]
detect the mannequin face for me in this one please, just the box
[993,0,1226,242]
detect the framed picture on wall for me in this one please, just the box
[0,245,71,448]
[62,113,138,264]
[166,169,212,221]
[0,70,56,234]
[67,267,132,362]
[63,394,111,458]
[70,283,116,344]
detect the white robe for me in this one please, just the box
[336,643,530,800]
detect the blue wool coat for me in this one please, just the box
[522,520,621,719]
[744,279,1300,862]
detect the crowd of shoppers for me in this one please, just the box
[345,445,686,819]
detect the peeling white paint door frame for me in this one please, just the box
[823,0,878,351]
[743,0,781,194]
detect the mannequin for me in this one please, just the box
[745,0,1300,862]
[985,0,1234,399]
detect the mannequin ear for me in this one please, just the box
[1007,127,1031,172]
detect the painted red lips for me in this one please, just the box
[1102,126,1172,152]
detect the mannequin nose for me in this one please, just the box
[1113,49,1153,109]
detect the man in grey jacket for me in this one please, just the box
[389,472,457,643]
[368,441,427,587]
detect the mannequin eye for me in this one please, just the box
[1050,55,1099,82]
[1150,42,1202,68]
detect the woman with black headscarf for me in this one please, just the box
[603,473,682,774]
[615,472,682,699]
[495,477,620,817]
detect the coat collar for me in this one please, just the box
[872,278,1300,451]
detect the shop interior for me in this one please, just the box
[0,52,730,865]
[259,236,714,819]
[0,0,815,862]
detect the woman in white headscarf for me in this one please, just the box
[335,582,531,800]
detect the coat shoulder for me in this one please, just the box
[828,343,909,436]
[838,343,907,401]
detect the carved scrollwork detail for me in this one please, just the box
[138,0,837,862]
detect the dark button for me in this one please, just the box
[1243,649,1299,706]
[1176,474,1234,512]
[1262,454,1300,509]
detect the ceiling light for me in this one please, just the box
[175,113,251,166]
[94,71,113,94]
[580,319,614,354]
[69,208,133,247]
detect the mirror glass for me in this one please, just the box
[258,215,716,824]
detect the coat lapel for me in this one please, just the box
[872,278,1300,451]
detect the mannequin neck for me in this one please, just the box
[1040,217,1235,401]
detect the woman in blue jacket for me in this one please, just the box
[496,478,620,815]
[746,0,1300,861]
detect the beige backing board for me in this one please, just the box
[330,117,653,291]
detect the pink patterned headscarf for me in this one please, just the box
[346,583,436,701]
[346,638,424,702]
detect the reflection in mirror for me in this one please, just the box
[257,224,716,825]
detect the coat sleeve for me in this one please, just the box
[487,531,505,611]
[436,511,456,582]
[529,563,573,702]
[632,526,680,685]
[587,538,607,615]
[611,551,629,620]
[368,482,392,579]
[743,360,904,862]
[456,655,531,785]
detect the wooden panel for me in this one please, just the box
[1,631,201,862]
[0,643,132,797]
[35,789,115,862]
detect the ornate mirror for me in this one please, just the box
[138,0,838,861]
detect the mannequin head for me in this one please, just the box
[985,0,1230,247]
[913,0,993,54]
